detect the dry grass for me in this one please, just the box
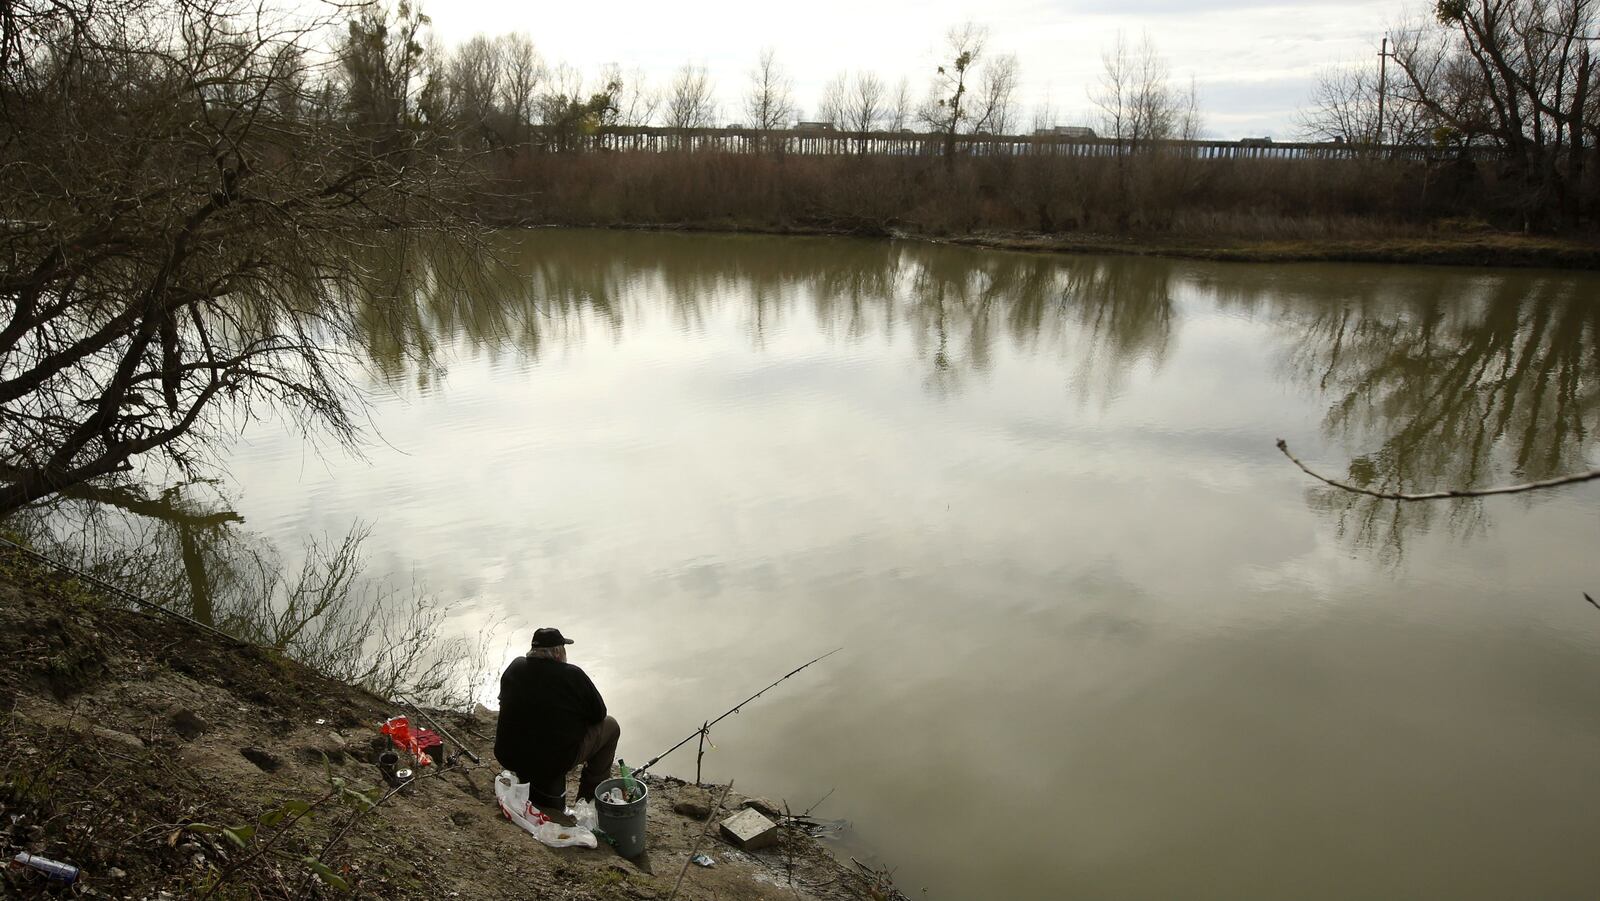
[467,149,1543,242]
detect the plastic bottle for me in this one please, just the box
[12,852,80,884]
[618,759,638,801]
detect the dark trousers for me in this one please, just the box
[516,715,621,807]
[573,715,620,802]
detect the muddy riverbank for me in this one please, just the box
[0,541,899,900]
[536,221,1600,269]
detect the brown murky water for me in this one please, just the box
[74,231,1600,897]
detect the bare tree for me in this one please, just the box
[1091,32,1185,147]
[1299,56,1428,146]
[537,62,587,123]
[1300,63,1380,144]
[340,1,435,130]
[665,62,717,129]
[818,72,849,126]
[536,64,620,150]
[745,48,795,130]
[605,63,660,127]
[845,71,887,151]
[920,22,988,166]
[447,33,503,147]
[1177,76,1203,140]
[414,31,451,127]
[972,53,1020,134]
[1086,32,1203,225]
[1386,0,1598,224]
[0,0,476,515]
[888,76,913,131]
[497,33,544,146]
[1031,89,1058,133]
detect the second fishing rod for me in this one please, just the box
[630,647,842,779]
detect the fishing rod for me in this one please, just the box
[632,647,842,776]
[400,694,483,765]
[0,534,246,646]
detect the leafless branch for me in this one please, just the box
[1277,439,1600,500]
[667,780,734,901]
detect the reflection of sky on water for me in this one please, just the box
[217,232,1600,900]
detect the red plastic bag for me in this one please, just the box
[380,716,442,766]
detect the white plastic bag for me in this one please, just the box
[573,799,598,831]
[494,770,598,849]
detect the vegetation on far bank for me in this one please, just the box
[935,228,1600,269]
[517,213,1600,270]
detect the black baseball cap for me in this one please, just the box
[531,627,575,648]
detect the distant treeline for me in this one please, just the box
[371,0,1600,233]
[7,0,1592,238]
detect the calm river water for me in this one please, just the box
[152,232,1600,897]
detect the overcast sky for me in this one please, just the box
[421,0,1407,140]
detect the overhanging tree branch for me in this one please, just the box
[0,0,479,515]
[1277,438,1600,500]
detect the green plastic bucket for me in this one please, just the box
[595,777,649,857]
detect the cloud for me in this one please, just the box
[1073,0,1369,12]
[422,0,1397,138]
[1194,74,1320,136]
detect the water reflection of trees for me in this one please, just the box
[346,234,621,392]
[8,485,484,704]
[358,231,1177,403]
[353,233,1597,556]
[1259,270,1600,558]
[896,246,1174,396]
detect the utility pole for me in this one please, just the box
[1376,36,1389,146]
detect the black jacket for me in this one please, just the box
[494,656,607,783]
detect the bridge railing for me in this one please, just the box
[535,126,1497,162]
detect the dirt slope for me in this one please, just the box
[0,543,899,900]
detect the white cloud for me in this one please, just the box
[416,0,1401,137]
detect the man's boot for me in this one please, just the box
[535,804,578,827]
[527,777,573,825]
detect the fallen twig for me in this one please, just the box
[667,780,734,901]
[1276,439,1600,501]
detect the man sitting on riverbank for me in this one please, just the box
[495,627,621,824]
